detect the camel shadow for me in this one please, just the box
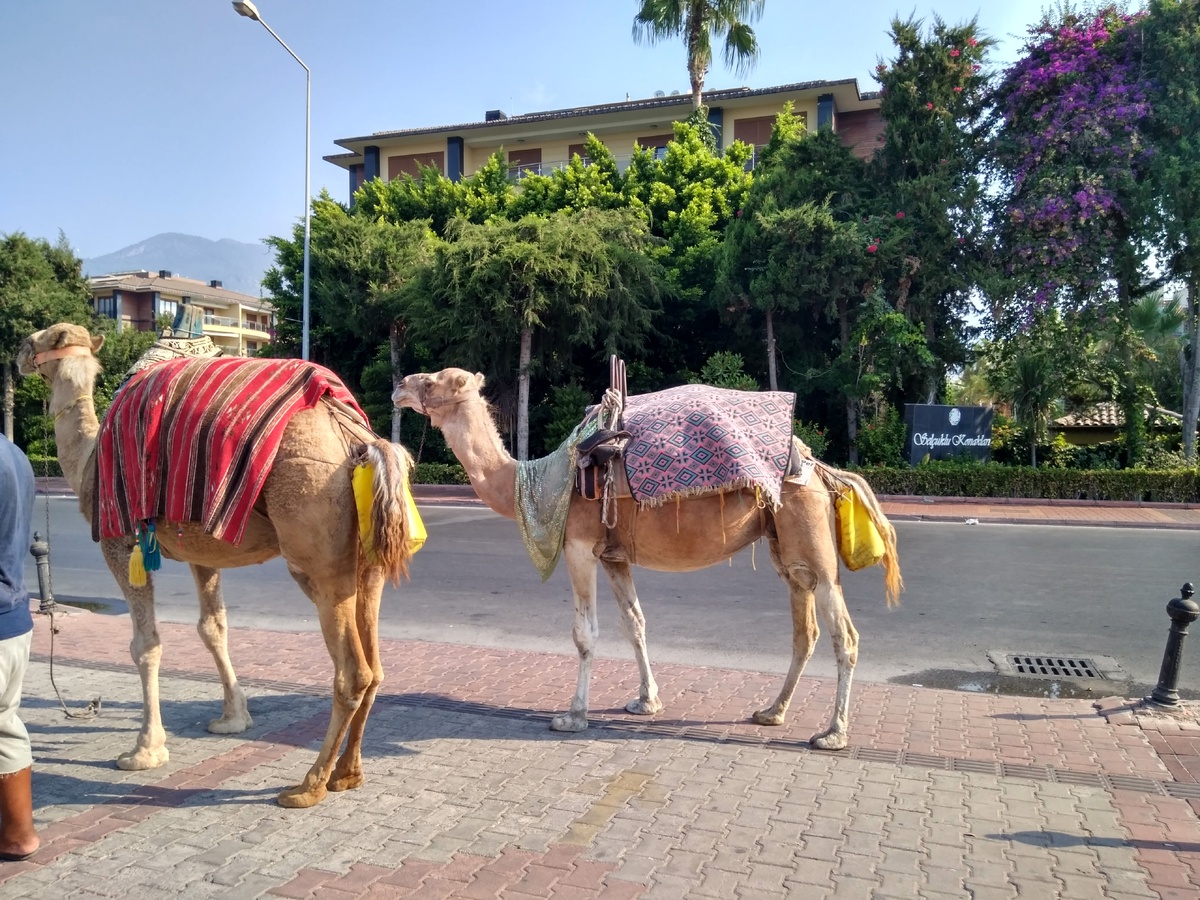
[28,687,813,813]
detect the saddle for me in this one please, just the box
[577,428,630,501]
[576,357,629,517]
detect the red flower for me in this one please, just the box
[867,244,878,253]
[949,49,960,57]
[954,86,963,93]
[967,37,978,47]
[736,209,742,217]
[896,211,905,219]
[926,102,934,110]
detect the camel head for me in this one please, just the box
[17,322,104,382]
[393,368,485,423]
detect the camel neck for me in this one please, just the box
[48,359,101,498]
[437,397,517,520]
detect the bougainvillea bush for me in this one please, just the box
[993,7,1152,314]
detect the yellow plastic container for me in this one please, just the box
[835,488,885,571]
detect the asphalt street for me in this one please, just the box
[24,496,1200,700]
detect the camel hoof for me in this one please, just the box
[277,784,327,808]
[752,708,786,726]
[116,746,169,771]
[207,711,252,734]
[625,697,662,716]
[550,712,588,733]
[327,771,364,793]
[810,729,849,751]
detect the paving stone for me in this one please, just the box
[11,614,1200,900]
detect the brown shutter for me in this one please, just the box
[387,152,445,180]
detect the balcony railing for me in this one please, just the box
[505,145,747,182]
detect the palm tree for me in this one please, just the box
[632,0,765,110]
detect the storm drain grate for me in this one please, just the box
[1006,655,1104,679]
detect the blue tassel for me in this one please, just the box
[140,519,162,572]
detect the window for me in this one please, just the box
[507,148,542,179]
[637,133,671,157]
[734,112,807,151]
[387,152,445,180]
[96,296,116,318]
[568,143,592,165]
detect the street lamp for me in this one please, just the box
[232,0,311,361]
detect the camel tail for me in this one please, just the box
[817,464,904,606]
[354,439,418,585]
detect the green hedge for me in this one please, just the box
[28,454,1200,501]
[853,462,1200,503]
[412,462,470,485]
[27,456,63,478]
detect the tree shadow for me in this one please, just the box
[991,830,1200,853]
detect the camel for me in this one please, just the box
[394,368,901,750]
[18,323,418,807]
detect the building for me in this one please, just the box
[323,78,883,200]
[1051,402,1184,446]
[89,270,275,357]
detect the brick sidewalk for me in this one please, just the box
[6,606,1200,898]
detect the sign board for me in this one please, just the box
[903,404,994,465]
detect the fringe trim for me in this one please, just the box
[634,478,783,513]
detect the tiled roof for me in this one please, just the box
[1053,402,1182,428]
[332,78,878,149]
[88,271,273,311]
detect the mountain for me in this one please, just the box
[82,233,275,297]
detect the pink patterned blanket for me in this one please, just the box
[621,384,796,508]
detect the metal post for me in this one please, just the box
[29,531,56,614]
[1147,582,1199,707]
[233,0,311,360]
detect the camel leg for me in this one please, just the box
[189,565,252,734]
[809,582,859,751]
[600,560,661,716]
[327,564,385,793]
[276,564,370,809]
[752,537,820,728]
[753,486,857,751]
[551,539,601,733]
[101,539,171,771]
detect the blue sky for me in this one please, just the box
[1,0,1054,261]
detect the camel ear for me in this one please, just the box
[473,372,485,390]
[450,373,470,392]
[91,334,105,353]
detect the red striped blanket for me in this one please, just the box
[95,357,368,544]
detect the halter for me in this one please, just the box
[418,378,479,414]
[32,343,93,370]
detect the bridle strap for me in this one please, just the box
[33,344,93,368]
[418,380,478,413]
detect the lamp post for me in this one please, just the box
[232,0,311,361]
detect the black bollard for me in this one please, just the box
[1147,583,1199,708]
[28,531,56,614]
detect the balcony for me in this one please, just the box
[505,145,750,182]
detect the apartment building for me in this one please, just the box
[323,78,882,200]
[89,270,275,357]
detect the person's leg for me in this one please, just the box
[0,631,36,860]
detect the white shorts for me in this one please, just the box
[0,630,32,775]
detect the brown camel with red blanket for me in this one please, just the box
[18,323,419,808]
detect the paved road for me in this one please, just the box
[10,488,1200,897]
[26,496,1200,700]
